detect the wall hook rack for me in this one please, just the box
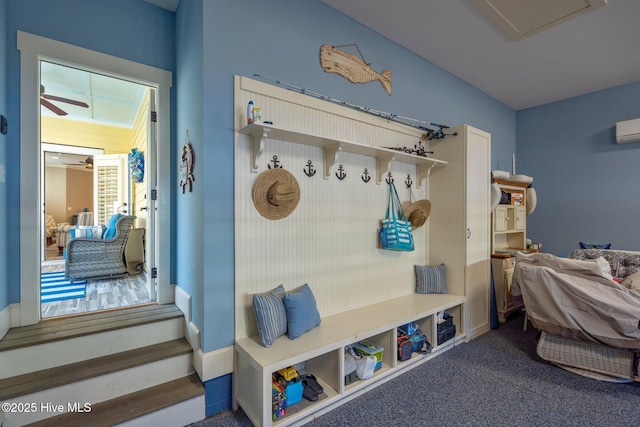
[304,160,316,177]
[267,155,282,169]
[386,171,394,184]
[361,168,371,183]
[336,164,347,180]
[405,174,413,188]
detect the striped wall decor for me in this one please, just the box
[41,272,87,303]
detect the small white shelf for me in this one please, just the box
[239,123,447,188]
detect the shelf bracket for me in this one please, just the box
[376,154,395,184]
[416,163,437,189]
[249,127,270,173]
[324,143,342,179]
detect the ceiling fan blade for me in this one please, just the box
[41,98,68,116]
[42,94,89,108]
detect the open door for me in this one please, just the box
[145,88,157,300]
[93,154,131,224]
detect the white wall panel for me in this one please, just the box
[235,76,432,339]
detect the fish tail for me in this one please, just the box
[379,69,392,95]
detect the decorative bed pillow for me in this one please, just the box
[252,285,287,347]
[415,264,447,294]
[283,284,321,340]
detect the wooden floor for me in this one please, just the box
[0,304,182,352]
[41,261,152,319]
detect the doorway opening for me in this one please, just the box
[18,30,173,327]
[39,61,156,319]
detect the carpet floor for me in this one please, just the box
[192,311,640,427]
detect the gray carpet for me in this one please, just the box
[193,311,640,426]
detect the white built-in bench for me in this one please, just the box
[234,292,466,427]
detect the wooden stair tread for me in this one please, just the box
[0,304,183,351]
[25,374,204,427]
[0,338,192,401]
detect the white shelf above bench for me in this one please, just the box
[239,123,447,188]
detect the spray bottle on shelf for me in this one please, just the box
[247,100,254,125]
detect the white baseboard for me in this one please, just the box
[194,346,234,382]
[174,285,192,322]
[174,285,234,382]
[0,304,11,341]
[467,322,490,341]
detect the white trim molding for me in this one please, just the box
[194,346,235,382]
[0,304,17,341]
[174,285,234,381]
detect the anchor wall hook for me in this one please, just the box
[304,160,316,177]
[386,171,394,184]
[405,174,413,188]
[267,155,282,169]
[335,164,347,180]
[361,168,371,183]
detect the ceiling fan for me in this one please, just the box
[40,84,89,116]
[60,155,94,169]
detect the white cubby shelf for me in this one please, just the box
[234,292,465,427]
[239,123,447,188]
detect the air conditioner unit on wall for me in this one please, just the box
[616,118,640,144]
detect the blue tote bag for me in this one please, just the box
[379,182,414,251]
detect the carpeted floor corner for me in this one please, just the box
[191,311,640,426]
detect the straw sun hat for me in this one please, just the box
[252,169,301,220]
[402,199,432,229]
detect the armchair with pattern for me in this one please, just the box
[56,212,95,254]
[65,214,136,280]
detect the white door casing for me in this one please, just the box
[18,31,173,326]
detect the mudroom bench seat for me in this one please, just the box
[234,292,466,427]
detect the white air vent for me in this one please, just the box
[470,0,607,40]
[616,118,640,144]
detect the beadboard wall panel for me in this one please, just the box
[235,76,433,339]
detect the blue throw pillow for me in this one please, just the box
[415,264,447,294]
[252,285,287,347]
[579,242,612,249]
[283,284,321,340]
[103,213,122,240]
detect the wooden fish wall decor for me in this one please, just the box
[320,44,392,95]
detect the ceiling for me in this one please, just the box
[320,0,640,110]
[40,61,148,128]
[43,151,93,170]
[132,0,640,111]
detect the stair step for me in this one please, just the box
[0,338,192,401]
[0,304,183,351]
[1,304,185,380]
[25,374,205,427]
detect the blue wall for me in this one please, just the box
[518,81,640,256]
[176,0,204,345]
[0,0,8,312]
[191,0,516,353]
[4,0,176,303]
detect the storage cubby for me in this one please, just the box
[235,293,466,427]
[271,351,341,424]
[435,304,463,348]
[344,330,394,393]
